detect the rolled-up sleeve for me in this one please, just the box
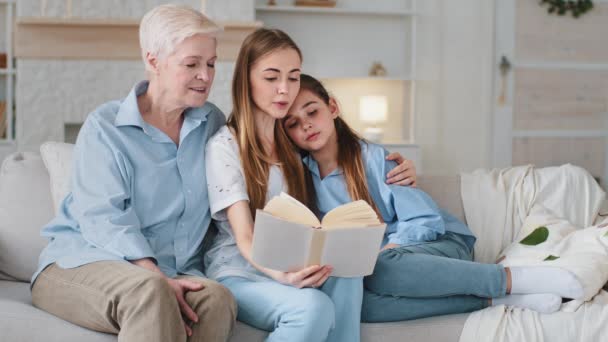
[366,145,445,246]
[385,185,445,245]
[70,120,155,261]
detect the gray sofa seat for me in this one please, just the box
[0,280,468,342]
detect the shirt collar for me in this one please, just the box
[302,154,343,179]
[114,80,211,129]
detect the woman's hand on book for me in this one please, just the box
[270,265,333,289]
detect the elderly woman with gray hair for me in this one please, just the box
[30,5,236,342]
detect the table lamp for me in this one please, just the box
[359,95,388,143]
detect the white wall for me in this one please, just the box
[415,0,495,176]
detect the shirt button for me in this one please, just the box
[187,189,192,194]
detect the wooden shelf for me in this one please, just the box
[319,76,413,81]
[17,17,263,29]
[256,5,415,17]
[15,17,263,61]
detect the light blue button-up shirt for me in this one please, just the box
[32,81,225,284]
[304,142,476,250]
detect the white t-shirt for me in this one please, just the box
[204,125,286,281]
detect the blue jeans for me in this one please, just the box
[221,276,362,342]
[362,232,507,322]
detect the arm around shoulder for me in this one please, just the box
[363,143,445,245]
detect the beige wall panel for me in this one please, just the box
[515,0,608,63]
[513,137,605,180]
[513,68,608,130]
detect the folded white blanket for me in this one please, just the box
[460,164,605,264]
[460,291,608,342]
[500,204,608,302]
[459,164,608,342]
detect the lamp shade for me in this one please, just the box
[359,95,388,123]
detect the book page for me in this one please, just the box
[321,224,386,277]
[307,229,325,266]
[264,192,321,227]
[321,200,381,229]
[251,210,314,272]
[319,224,386,277]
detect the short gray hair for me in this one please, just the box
[139,4,221,69]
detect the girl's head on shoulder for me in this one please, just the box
[283,74,381,219]
[231,28,303,122]
[283,74,341,153]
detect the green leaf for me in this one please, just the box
[544,255,560,261]
[604,231,608,237]
[520,226,549,246]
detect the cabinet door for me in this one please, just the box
[493,0,608,186]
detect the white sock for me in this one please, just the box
[509,266,584,299]
[492,294,561,314]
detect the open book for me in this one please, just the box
[251,192,386,277]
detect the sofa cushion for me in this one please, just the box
[0,280,115,342]
[418,175,465,223]
[40,141,74,213]
[0,280,466,342]
[0,153,54,282]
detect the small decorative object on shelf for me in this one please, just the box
[267,0,277,6]
[0,53,6,69]
[295,0,337,8]
[0,101,6,139]
[369,61,387,77]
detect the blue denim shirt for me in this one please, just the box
[303,142,476,250]
[32,81,225,284]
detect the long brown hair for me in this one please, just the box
[295,74,382,219]
[227,28,309,217]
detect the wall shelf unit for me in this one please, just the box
[255,0,418,148]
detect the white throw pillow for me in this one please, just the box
[0,152,55,281]
[40,141,74,213]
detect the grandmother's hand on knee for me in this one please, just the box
[166,278,205,337]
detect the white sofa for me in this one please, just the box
[0,151,471,342]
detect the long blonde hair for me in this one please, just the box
[227,28,309,217]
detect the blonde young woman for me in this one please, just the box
[204,28,415,342]
[31,5,235,342]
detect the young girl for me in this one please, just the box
[282,74,586,322]
[204,29,410,342]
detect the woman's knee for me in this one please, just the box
[293,290,335,333]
